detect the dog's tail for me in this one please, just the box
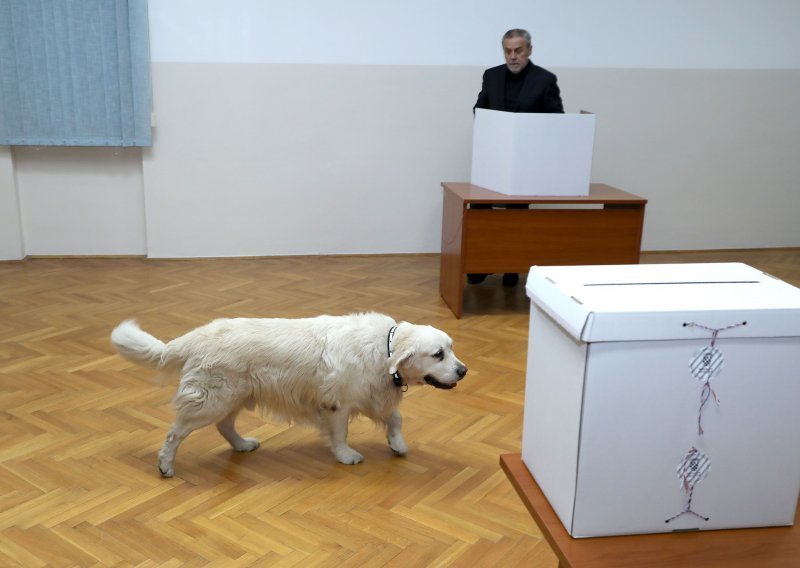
[111,320,173,370]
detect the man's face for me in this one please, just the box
[503,36,532,74]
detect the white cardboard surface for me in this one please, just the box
[522,263,800,537]
[470,109,595,196]
[525,263,800,341]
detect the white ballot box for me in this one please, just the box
[470,109,595,196]
[522,263,800,537]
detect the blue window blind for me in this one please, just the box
[0,0,152,147]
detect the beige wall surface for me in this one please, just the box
[12,147,146,257]
[559,68,800,250]
[4,63,799,258]
[143,63,800,256]
[0,147,24,259]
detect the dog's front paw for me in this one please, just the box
[388,434,408,456]
[334,447,364,465]
[233,437,260,452]
[158,460,174,478]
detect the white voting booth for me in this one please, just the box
[470,109,596,196]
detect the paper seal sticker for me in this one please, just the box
[666,447,711,523]
[677,447,710,491]
[689,346,723,382]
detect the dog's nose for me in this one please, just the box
[457,364,468,379]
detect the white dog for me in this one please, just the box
[110,313,467,477]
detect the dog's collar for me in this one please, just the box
[387,326,407,391]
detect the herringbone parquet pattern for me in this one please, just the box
[1,250,798,567]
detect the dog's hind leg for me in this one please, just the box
[158,418,202,478]
[216,409,260,452]
[386,410,408,456]
[322,407,363,465]
[158,373,240,478]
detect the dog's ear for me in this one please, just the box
[388,348,415,375]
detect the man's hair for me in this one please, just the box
[502,28,532,47]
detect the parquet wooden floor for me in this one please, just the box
[1,250,798,567]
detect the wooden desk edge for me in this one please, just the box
[499,454,574,568]
[500,453,800,568]
[441,182,648,205]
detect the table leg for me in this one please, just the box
[439,188,465,318]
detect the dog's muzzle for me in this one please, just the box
[425,364,467,390]
[425,375,456,389]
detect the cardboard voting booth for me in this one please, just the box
[470,109,595,196]
[522,263,800,537]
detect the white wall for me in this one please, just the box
[148,1,800,69]
[2,1,799,259]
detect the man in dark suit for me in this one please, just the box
[474,28,564,114]
[468,29,564,287]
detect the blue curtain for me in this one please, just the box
[0,0,152,147]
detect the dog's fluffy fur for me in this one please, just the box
[110,313,467,477]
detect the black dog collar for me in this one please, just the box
[387,326,407,391]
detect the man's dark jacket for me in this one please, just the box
[474,63,564,113]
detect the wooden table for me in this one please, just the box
[439,182,647,318]
[500,453,800,568]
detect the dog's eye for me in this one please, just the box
[433,350,444,361]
